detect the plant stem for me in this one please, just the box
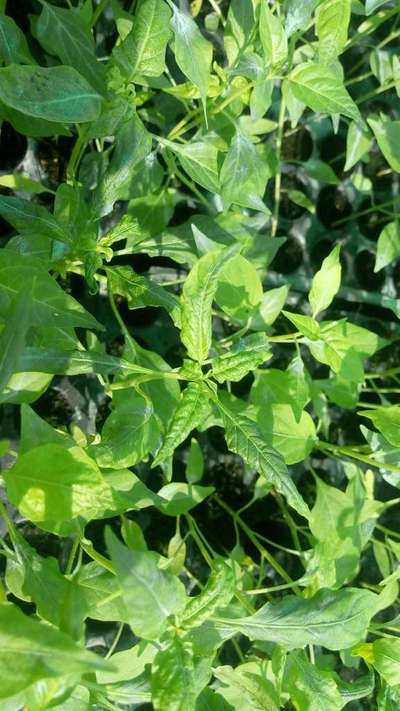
[271,95,286,238]
[318,440,400,474]
[213,495,300,592]
[91,0,109,26]
[105,622,124,659]
[65,535,81,575]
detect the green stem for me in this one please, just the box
[91,0,109,26]
[213,495,300,592]
[271,95,287,238]
[319,440,400,474]
[65,535,81,575]
[105,622,124,659]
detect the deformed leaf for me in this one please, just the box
[113,0,171,80]
[216,393,309,518]
[107,265,181,327]
[210,333,271,383]
[152,382,210,467]
[151,636,196,711]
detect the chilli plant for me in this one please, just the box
[1,0,400,709]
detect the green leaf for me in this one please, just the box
[95,112,152,216]
[259,2,288,70]
[0,65,102,123]
[0,195,70,244]
[106,529,187,640]
[303,158,340,184]
[15,348,149,377]
[4,443,115,524]
[162,138,220,192]
[283,311,320,339]
[210,333,271,384]
[215,254,263,323]
[359,638,400,685]
[307,320,380,373]
[152,382,210,467]
[180,246,238,363]
[224,0,256,65]
[214,588,377,650]
[0,251,102,330]
[365,0,391,14]
[169,3,213,111]
[151,636,196,711]
[216,392,309,518]
[107,265,181,327]
[197,688,233,710]
[256,403,317,465]
[309,244,341,316]
[285,0,321,36]
[368,116,400,172]
[89,389,159,469]
[97,643,156,684]
[157,483,214,516]
[316,0,351,61]
[287,62,360,120]
[344,121,373,171]
[214,662,280,710]
[375,222,400,272]
[181,559,235,630]
[250,285,289,330]
[0,602,109,699]
[283,651,344,710]
[186,438,204,483]
[0,288,32,394]
[0,14,33,64]
[36,1,106,94]
[220,130,269,211]
[114,0,171,80]
[359,405,400,447]
[251,355,310,423]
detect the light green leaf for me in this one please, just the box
[224,0,256,65]
[285,0,321,36]
[0,15,33,64]
[0,602,109,699]
[106,529,187,640]
[316,0,351,61]
[220,130,269,211]
[259,2,288,70]
[186,438,204,483]
[216,393,309,518]
[283,311,320,339]
[97,643,156,684]
[4,443,115,524]
[283,651,344,710]
[107,265,181,327]
[113,0,171,80]
[214,588,377,650]
[0,65,102,123]
[197,688,233,710]
[36,1,105,94]
[256,403,317,465]
[365,0,390,14]
[359,405,400,448]
[157,483,214,516]
[303,158,339,184]
[169,3,213,111]
[251,355,310,423]
[287,62,360,120]
[358,638,400,685]
[250,285,289,330]
[375,222,400,272]
[181,559,235,630]
[309,244,341,316]
[180,246,238,363]
[152,382,210,467]
[344,121,373,171]
[368,116,400,172]
[89,389,159,469]
[307,320,380,373]
[215,254,263,323]
[214,662,280,710]
[210,333,271,384]
[151,636,196,711]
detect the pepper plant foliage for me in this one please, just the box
[1,0,400,708]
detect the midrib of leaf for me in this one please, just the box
[131,1,158,76]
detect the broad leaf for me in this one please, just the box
[287,62,360,120]
[151,636,196,711]
[162,138,220,193]
[36,1,106,94]
[375,222,400,272]
[211,333,271,384]
[214,662,280,711]
[368,116,400,172]
[220,130,269,211]
[0,14,33,64]
[106,529,187,640]
[259,2,288,70]
[0,65,102,123]
[107,265,181,327]
[113,0,171,80]
[283,651,344,710]
[316,0,351,61]
[214,588,377,650]
[0,602,109,699]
